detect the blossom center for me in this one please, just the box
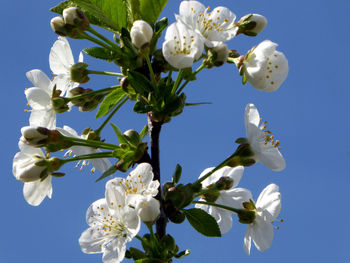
[170,35,196,56]
[259,119,281,150]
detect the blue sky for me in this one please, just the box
[1,0,349,262]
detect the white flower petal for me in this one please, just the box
[29,109,56,129]
[250,219,274,252]
[86,198,110,226]
[257,146,286,171]
[220,188,252,209]
[105,184,127,212]
[129,163,154,188]
[210,206,232,234]
[49,37,74,75]
[23,176,52,206]
[102,238,126,263]
[78,51,84,63]
[244,226,252,255]
[26,69,52,91]
[25,87,51,110]
[244,103,260,130]
[79,226,106,254]
[256,184,281,221]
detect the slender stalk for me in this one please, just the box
[95,96,128,136]
[192,201,243,215]
[62,136,117,150]
[171,70,183,94]
[67,86,118,102]
[148,113,167,238]
[166,70,173,87]
[144,55,158,93]
[177,64,205,95]
[86,70,124,77]
[82,32,114,50]
[87,26,119,49]
[61,152,114,164]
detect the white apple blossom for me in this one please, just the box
[49,37,83,95]
[162,22,204,69]
[195,166,252,234]
[244,103,286,171]
[79,198,140,263]
[244,40,288,92]
[58,125,111,173]
[13,141,52,206]
[244,184,281,255]
[25,69,57,129]
[105,163,159,209]
[130,20,153,49]
[175,0,237,47]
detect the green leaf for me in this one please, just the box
[139,125,149,139]
[184,208,221,237]
[138,0,169,24]
[95,164,117,182]
[127,71,153,96]
[83,47,119,61]
[96,89,126,118]
[172,164,182,184]
[51,0,128,33]
[110,123,128,144]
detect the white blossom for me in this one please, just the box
[244,184,281,255]
[79,198,140,263]
[162,22,204,69]
[136,196,160,223]
[58,125,111,173]
[105,163,159,209]
[244,103,286,171]
[49,37,83,95]
[25,69,57,129]
[244,40,288,92]
[195,166,252,234]
[130,20,153,49]
[13,141,52,206]
[176,0,237,47]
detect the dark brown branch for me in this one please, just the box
[147,113,167,239]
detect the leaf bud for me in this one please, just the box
[63,7,89,31]
[50,16,69,36]
[123,129,141,148]
[215,176,234,190]
[237,14,267,36]
[70,62,89,83]
[130,20,153,49]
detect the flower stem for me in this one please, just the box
[87,26,119,49]
[86,70,124,77]
[62,136,117,150]
[67,86,118,101]
[192,200,243,214]
[176,64,205,94]
[171,70,183,94]
[61,151,114,164]
[144,54,158,94]
[94,96,128,136]
[82,32,114,51]
[147,113,167,239]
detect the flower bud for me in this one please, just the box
[50,16,69,36]
[237,14,267,36]
[21,126,49,147]
[70,62,89,83]
[136,196,160,224]
[204,44,229,68]
[130,20,153,49]
[63,7,89,30]
[13,156,47,182]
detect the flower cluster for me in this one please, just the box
[79,163,160,263]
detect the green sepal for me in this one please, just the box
[172,164,182,184]
[95,164,117,182]
[182,67,196,81]
[128,247,146,260]
[184,208,221,237]
[96,89,127,118]
[51,0,127,33]
[175,249,191,259]
[134,259,163,263]
[110,123,128,144]
[133,98,153,114]
[185,102,212,107]
[242,73,248,85]
[83,47,121,62]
